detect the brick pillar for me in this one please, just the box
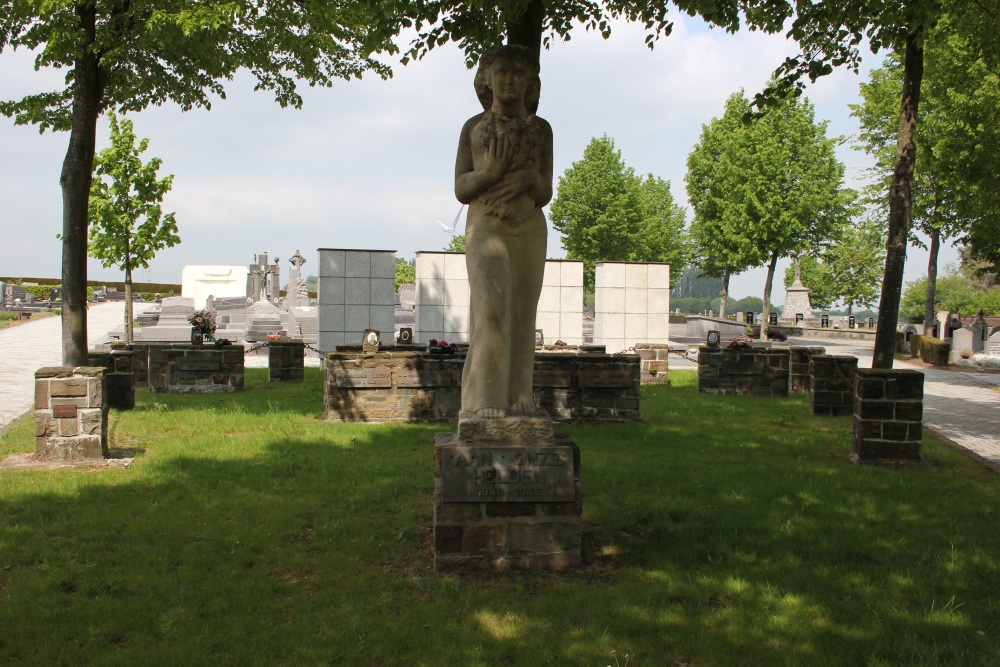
[853,369,924,464]
[809,355,857,416]
[790,345,825,393]
[34,366,108,462]
[268,341,305,382]
[88,349,136,409]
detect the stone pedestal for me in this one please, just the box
[852,369,924,464]
[789,345,825,394]
[809,355,858,416]
[268,340,305,381]
[433,413,582,571]
[88,349,135,409]
[781,279,813,322]
[34,367,107,462]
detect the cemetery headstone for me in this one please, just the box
[769,312,778,326]
[821,314,829,327]
[746,311,755,324]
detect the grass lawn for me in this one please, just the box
[0,310,57,330]
[1,369,998,666]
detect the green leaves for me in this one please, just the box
[686,88,854,309]
[88,111,179,273]
[550,135,688,291]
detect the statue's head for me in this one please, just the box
[475,44,541,114]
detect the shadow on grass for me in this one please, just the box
[0,376,998,665]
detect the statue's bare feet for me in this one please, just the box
[476,407,506,419]
[508,400,534,415]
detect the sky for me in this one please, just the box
[0,14,959,304]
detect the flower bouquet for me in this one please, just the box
[188,309,217,343]
[427,338,456,355]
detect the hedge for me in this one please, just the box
[909,333,950,366]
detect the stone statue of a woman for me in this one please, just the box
[454,45,553,418]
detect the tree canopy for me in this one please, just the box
[686,88,853,331]
[852,15,1000,333]
[88,111,179,343]
[1,0,396,364]
[549,135,688,291]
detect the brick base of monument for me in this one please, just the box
[433,413,582,571]
[33,366,108,462]
[852,369,925,464]
[88,349,135,410]
[268,341,305,382]
[810,355,858,416]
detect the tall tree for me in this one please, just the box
[687,93,765,319]
[851,18,1000,334]
[88,111,179,344]
[1,1,394,365]
[549,135,687,291]
[685,89,852,334]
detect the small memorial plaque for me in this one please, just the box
[176,358,222,372]
[441,445,575,502]
[53,404,78,418]
[335,369,392,388]
[990,342,1000,356]
[394,370,452,388]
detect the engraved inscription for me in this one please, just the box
[53,404,78,418]
[532,370,573,387]
[335,369,392,388]
[577,370,633,388]
[395,370,453,388]
[441,445,575,502]
[176,358,222,372]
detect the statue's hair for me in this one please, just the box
[474,44,541,113]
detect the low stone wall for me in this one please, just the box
[324,349,640,422]
[809,355,858,416]
[268,341,305,382]
[88,349,135,410]
[633,343,670,384]
[148,344,245,394]
[853,369,924,464]
[34,366,107,462]
[789,345,825,393]
[697,345,790,397]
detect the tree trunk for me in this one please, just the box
[124,265,135,344]
[59,3,103,366]
[719,265,731,319]
[922,227,940,336]
[873,31,924,369]
[761,251,778,339]
[505,0,544,58]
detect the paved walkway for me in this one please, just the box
[793,337,1000,470]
